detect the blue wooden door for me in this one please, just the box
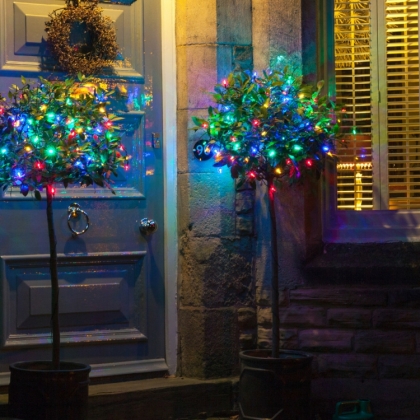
[0,0,166,381]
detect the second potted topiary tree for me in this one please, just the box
[193,66,341,420]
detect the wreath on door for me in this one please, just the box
[45,0,119,75]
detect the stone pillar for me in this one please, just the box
[176,0,254,379]
[251,0,323,349]
[252,0,302,73]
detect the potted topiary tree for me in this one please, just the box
[0,75,128,420]
[192,66,341,420]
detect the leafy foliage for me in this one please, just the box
[192,67,342,188]
[0,75,129,197]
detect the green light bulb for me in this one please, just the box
[268,150,276,157]
[293,145,302,152]
[46,147,56,156]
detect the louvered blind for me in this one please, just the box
[334,0,373,210]
[386,0,420,210]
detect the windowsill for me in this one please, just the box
[324,209,420,243]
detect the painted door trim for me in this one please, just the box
[161,0,178,376]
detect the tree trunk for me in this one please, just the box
[46,185,60,368]
[268,176,279,358]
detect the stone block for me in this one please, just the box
[373,309,420,329]
[252,0,270,71]
[299,329,353,352]
[177,174,192,236]
[290,288,387,307]
[257,326,272,349]
[280,328,299,349]
[355,331,415,354]
[279,305,327,327]
[217,0,252,45]
[178,308,206,378]
[378,355,420,379]
[327,308,372,329]
[178,172,236,237]
[301,0,317,81]
[235,189,255,215]
[238,308,257,330]
[178,308,240,378]
[217,45,235,81]
[276,241,306,288]
[179,235,253,308]
[315,354,377,379]
[176,0,217,46]
[388,288,420,308]
[177,45,218,110]
[255,286,271,306]
[236,214,253,236]
[233,46,253,71]
[257,306,272,327]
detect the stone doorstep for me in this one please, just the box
[0,377,238,420]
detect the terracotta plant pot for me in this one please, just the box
[239,349,313,420]
[8,361,91,420]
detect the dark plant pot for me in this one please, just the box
[239,349,313,420]
[8,361,91,420]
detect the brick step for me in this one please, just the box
[304,242,420,285]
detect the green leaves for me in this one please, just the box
[0,76,129,198]
[192,64,342,185]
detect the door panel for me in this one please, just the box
[0,0,165,381]
[1,0,144,78]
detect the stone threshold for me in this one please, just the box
[0,376,238,420]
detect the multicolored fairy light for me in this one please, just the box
[0,75,130,198]
[192,66,341,191]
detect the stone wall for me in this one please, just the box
[176,0,255,379]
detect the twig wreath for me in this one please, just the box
[45,0,119,75]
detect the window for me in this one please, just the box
[321,0,420,242]
[333,0,419,211]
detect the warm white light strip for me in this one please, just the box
[337,162,373,170]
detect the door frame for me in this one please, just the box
[161,0,177,375]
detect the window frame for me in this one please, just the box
[319,0,420,243]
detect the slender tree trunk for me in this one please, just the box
[46,185,60,369]
[268,176,279,358]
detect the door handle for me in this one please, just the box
[139,218,158,235]
[67,203,90,236]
